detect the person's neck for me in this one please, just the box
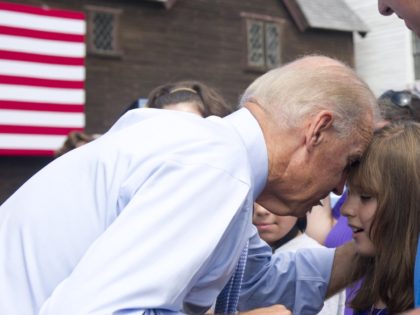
[243,101,299,182]
[270,226,302,251]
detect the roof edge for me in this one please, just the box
[283,0,309,32]
[144,0,177,10]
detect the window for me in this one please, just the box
[242,13,284,71]
[413,33,420,80]
[86,6,122,57]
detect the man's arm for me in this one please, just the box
[400,309,420,315]
[239,226,335,314]
[239,305,292,315]
[326,241,356,298]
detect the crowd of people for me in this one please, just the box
[1,1,420,314]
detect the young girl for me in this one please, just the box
[341,121,420,314]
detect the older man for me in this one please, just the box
[378,0,420,36]
[0,55,377,315]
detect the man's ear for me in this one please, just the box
[306,110,334,150]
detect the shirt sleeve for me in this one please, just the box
[39,159,250,315]
[238,226,335,314]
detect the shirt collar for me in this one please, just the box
[224,108,268,199]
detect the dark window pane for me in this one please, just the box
[265,22,281,69]
[93,12,115,51]
[247,20,265,68]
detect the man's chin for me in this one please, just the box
[404,20,420,36]
[285,204,311,218]
[295,208,311,218]
[255,198,311,217]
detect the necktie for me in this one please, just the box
[214,242,249,314]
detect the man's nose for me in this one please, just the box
[378,0,394,16]
[332,174,346,195]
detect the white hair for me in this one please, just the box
[240,55,379,138]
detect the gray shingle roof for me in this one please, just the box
[284,0,369,35]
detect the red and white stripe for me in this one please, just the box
[0,1,86,156]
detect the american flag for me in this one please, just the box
[0,1,86,156]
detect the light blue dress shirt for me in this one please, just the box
[0,108,334,314]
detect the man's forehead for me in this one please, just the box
[348,137,369,160]
[353,115,374,153]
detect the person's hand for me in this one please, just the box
[238,304,292,315]
[399,309,420,315]
[306,196,335,244]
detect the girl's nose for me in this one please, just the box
[254,203,270,216]
[340,196,356,217]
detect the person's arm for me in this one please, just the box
[239,226,335,314]
[400,309,420,315]
[239,305,292,315]
[240,228,357,312]
[326,241,357,297]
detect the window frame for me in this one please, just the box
[241,12,285,72]
[85,5,123,57]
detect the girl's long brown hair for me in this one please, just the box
[347,121,420,313]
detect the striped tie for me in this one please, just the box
[214,242,249,314]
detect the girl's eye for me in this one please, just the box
[360,195,371,202]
